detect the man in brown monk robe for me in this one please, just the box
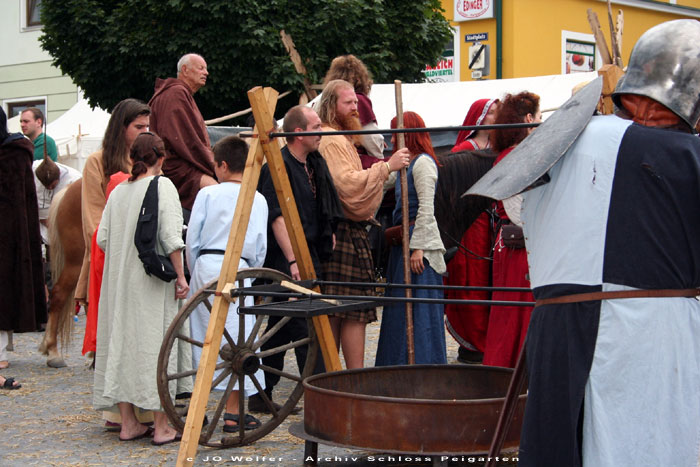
[149,53,217,212]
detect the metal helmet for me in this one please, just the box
[613,19,700,129]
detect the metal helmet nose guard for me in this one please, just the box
[613,19,700,129]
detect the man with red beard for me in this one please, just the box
[316,79,410,368]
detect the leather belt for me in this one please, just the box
[199,249,226,257]
[535,288,700,307]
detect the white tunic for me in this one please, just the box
[32,160,82,243]
[186,182,268,393]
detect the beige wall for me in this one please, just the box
[1,1,78,122]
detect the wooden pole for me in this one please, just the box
[394,80,415,365]
[280,30,317,104]
[587,9,612,66]
[247,88,341,374]
[43,116,49,162]
[203,91,291,125]
[176,89,273,467]
[607,0,623,68]
[615,9,624,68]
[175,86,344,466]
[484,346,527,467]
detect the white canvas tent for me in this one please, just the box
[47,99,111,172]
[311,71,598,149]
[367,72,597,127]
[7,114,21,133]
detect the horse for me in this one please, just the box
[38,179,84,368]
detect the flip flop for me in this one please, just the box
[0,376,20,390]
[151,433,182,446]
[119,426,154,442]
[222,412,261,432]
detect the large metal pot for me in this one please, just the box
[303,364,526,455]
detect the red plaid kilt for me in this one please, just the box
[322,220,377,323]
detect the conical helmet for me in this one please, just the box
[613,19,700,129]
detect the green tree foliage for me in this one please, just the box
[40,0,453,120]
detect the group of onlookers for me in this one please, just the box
[0,50,543,421]
[4,18,699,466]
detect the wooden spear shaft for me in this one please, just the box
[485,346,527,467]
[394,80,415,364]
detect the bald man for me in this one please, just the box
[149,53,216,212]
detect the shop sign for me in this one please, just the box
[454,0,494,22]
[422,56,456,82]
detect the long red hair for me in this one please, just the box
[390,111,440,166]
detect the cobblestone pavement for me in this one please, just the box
[1,311,517,467]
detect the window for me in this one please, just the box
[561,31,601,75]
[27,0,42,27]
[565,40,596,74]
[7,99,46,118]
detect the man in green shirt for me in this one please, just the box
[20,107,58,161]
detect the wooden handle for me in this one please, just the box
[280,280,340,305]
[394,79,415,365]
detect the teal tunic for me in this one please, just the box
[32,133,58,161]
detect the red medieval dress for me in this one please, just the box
[482,147,534,368]
[443,98,499,355]
[82,172,130,355]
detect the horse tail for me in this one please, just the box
[47,182,81,352]
[48,187,67,284]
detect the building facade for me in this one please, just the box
[433,0,700,82]
[1,0,79,122]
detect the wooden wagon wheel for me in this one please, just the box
[157,267,318,448]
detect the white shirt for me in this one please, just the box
[32,160,82,243]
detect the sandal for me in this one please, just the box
[222,412,261,432]
[119,426,154,442]
[0,376,21,390]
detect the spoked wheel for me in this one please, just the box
[157,267,318,447]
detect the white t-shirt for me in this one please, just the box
[32,160,82,243]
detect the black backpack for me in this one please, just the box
[134,176,178,282]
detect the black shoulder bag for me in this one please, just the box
[134,176,178,282]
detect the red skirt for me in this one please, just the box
[443,212,491,352]
[482,229,534,368]
[81,229,103,355]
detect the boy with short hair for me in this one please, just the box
[185,136,268,432]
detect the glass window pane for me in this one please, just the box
[28,0,42,26]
